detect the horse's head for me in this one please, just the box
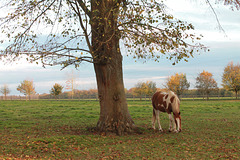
[174,112,181,132]
[178,112,182,132]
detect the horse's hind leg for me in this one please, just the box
[152,109,156,130]
[155,110,163,132]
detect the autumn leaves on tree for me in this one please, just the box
[165,73,190,98]
[17,80,36,101]
[50,83,64,99]
[222,62,240,99]
[195,70,218,100]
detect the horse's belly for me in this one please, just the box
[154,103,166,112]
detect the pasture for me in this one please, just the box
[0,100,239,159]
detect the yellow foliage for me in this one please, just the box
[222,62,240,98]
[165,73,190,96]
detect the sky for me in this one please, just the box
[0,0,240,95]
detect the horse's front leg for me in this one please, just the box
[168,114,177,132]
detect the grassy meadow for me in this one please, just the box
[0,99,239,159]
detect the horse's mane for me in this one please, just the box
[167,91,180,113]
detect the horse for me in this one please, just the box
[151,90,181,133]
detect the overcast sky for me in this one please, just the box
[0,0,240,95]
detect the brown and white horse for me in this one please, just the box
[152,91,181,133]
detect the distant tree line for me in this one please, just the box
[125,62,240,100]
[1,62,239,100]
[40,89,98,100]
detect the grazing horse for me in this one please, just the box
[151,91,181,133]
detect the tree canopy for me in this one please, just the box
[17,80,36,100]
[195,70,218,99]
[1,0,238,67]
[0,0,208,67]
[165,73,190,97]
[50,83,64,99]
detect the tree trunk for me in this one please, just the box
[91,0,135,135]
[94,57,135,135]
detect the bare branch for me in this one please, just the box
[20,0,57,38]
[205,0,226,35]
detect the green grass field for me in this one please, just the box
[0,100,239,159]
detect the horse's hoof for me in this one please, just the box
[173,130,178,133]
[169,129,178,133]
[159,129,163,132]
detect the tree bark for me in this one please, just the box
[94,56,135,135]
[91,0,135,135]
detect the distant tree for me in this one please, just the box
[146,81,157,98]
[133,82,148,101]
[87,89,98,99]
[195,71,218,100]
[165,73,190,97]
[133,81,156,100]
[65,70,78,99]
[222,62,240,99]
[219,88,234,97]
[17,80,36,101]
[50,83,64,99]
[0,84,10,100]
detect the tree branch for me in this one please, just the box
[206,0,226,35]
[20,0,57,38]
[75,0,91,18]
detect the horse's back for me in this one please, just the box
[152,91,164,105]
[152,91,180,113]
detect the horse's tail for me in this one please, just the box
[153,108,156,118]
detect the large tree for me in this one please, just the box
[0,0,239,135]
[222,62,240,99]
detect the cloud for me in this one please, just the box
[166,0,240,43]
